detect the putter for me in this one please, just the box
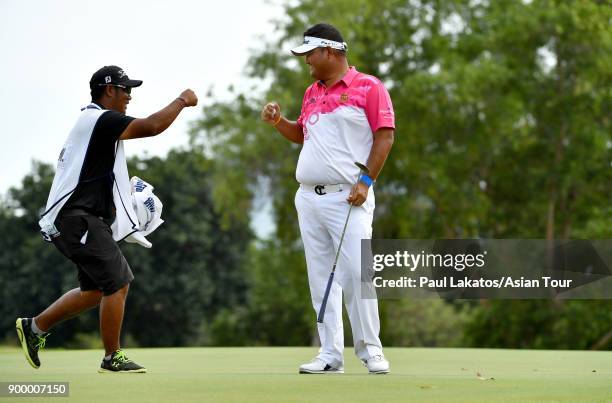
[317,162,370,323]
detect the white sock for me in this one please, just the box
[104,354,113,361]
[30,318,46,335]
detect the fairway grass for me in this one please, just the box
[1,347,611,402]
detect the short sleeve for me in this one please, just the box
[94,110,136,144]
[365,82,395,133]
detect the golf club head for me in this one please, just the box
[354,162,369,174]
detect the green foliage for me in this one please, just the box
[1,0,610,349]
[381,300,472,347]
[465,300,612,350]
[211,240,313,346]
[192,0,611,239]
[190,0,611,349]
[121,149,253,346]
[0,150,253,347]
[0,162,98,346]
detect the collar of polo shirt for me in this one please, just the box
[291,36,348,56]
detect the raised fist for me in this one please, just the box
[261,102,281,124]
[179,89,198,107]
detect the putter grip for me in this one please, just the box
[317,272,335,323]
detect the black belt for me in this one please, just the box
[300,183,347,195]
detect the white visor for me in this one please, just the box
[291,36,348,56]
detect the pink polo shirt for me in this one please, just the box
[295,66,395,185]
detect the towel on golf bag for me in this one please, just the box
[129,176,164,236]
[112,176,164,249]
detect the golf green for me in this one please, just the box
[1,347,610,402]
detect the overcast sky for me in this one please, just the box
[0,0,286,195]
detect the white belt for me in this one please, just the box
[300,183,350,195]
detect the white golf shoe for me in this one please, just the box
[299,358,344,374]
[363,355,390,374]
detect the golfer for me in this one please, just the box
[16,65,197,373]
[261,23,395,374]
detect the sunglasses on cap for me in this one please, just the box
[98,83,131,94]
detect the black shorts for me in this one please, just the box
[52,211,134,296]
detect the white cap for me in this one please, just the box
[291,36,348,56]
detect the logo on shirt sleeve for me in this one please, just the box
[381,106,394,116]
[57,143,73,170]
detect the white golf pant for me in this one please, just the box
[295,185,383,367]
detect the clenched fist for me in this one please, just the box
[179,89,198,107]
[261,102,281,125]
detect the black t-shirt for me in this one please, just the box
[62,109,135,218]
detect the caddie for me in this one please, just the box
[16,65,197,373]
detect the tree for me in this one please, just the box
[190,0,611,348]
[0,162,93,346]
[121,149,253,346]
[0,149,253,347]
